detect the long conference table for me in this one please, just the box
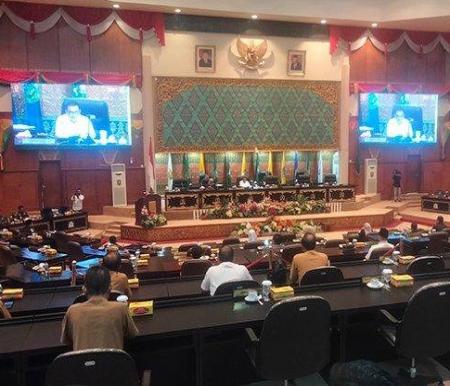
[165,184,356,210]
[2,270,450,386]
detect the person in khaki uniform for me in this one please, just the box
[61,266,138,351]
[103,252,132,298]
[290,233,330,286]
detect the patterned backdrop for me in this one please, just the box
[154,77,340,152]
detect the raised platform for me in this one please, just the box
[121,205,395,243]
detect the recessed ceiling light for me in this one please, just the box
[251,14,258,20]
[112,4,120,9]
[320,19,327,24]
[371,22,378,27]
[174,8,182,13]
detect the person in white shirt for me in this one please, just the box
[55,102,96,141]
[239,176,251,189]
[364,228,394,260]
[71,188,85,211]
[201,246,253,295]
[386,109,413,139]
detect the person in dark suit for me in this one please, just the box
[290,55,303,71]
[198,50,212,68]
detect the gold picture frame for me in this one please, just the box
[195,45,216,73]
[287,50,306,76]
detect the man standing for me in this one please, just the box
[290,233,330,285]
[392,169,402,202]
[201,246,253,295]
[71,188,85,211]
[61,266,138,350]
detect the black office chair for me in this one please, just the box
[178,243,198,253]
[324,239,345,248]
[180,260,211,277]
[345,232,360,242]
[300,266,344,286]
[222,237,240,246]
[45,349,150,386]
[214,280,260,295]
[246,296,330,383]
[366,232,381,242]
[272,233,295,245]
[67,241,87,262]
[243,241,264,250]
[407,256,445,275]
[0,246,18,266]
[379,282,450,384]
[52,231,70,253]
[428,232,448,254]
[368,246,394,261]
[280,244,304,264]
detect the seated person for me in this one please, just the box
[357,222,373,242]
[433,215,447,232]
[386,108,413,140]
[239,176,252,188]
[364,228,394,260]
[408,222,424,237]
[0,300,12,319]
[103,235,119,249]
[14,205,29,222]
[189,245,206,259]
[201,246,253,295]
[55,101,96,143]
[102,252,132,298]
[290,233,330,286]
[61,266,138,350]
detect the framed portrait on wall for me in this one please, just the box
[287,50,306,76]
[195,45,216,73]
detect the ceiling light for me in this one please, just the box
[371,22,378,27]
[320,19,327,24]
[251,14,258,20]
[112,4,120,9]
[174,8,182,13]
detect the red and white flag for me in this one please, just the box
[148,136,156,191]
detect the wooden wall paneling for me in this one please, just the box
[0,172,40,213]
[425,45,446,84]
[27,25,60,71]
[126,167,146,203]
[0,18,27,69]
[90,24,123,73]
[387,42,410,83]
[2,138,39,172]
[350,41,386,82]
[57,19,90,72]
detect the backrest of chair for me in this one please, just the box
[178,243,197,253]
[272,233,295,245]
[281,244,304,264]
[72,294,87,304]
[324,239,345,248]
[67,241,84,261]
[108,291,122,301]
[52,231,70,253]
[0,246,18,266]
[428,232,448,254]
[368,246,393,260]
[256,296,330,380]
[243,241,264,250]
[346,232,360,242]
[366,232,380,241]
[119,259,135,278]
[180,260,212,277]
[45,349,139,386]
[397,282,450,359]
[407,256,445,275]
[222,237,240,246]
[300,266,344,286]
[214,280,259,295]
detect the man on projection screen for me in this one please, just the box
[55,101,96,144]
[386,108,413,140]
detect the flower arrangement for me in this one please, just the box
[140,207,167,229]
[206,195,328,220]
[231,218,321,238]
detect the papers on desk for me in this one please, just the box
[129,301,153,317]
[1,288,24,300]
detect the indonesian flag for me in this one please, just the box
[148,137,156,190]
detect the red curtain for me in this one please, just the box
[0,69,141,87]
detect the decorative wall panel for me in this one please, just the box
[154,77,340,152]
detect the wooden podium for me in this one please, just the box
[135,193,162,226]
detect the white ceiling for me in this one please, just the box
[14,0,450,32]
